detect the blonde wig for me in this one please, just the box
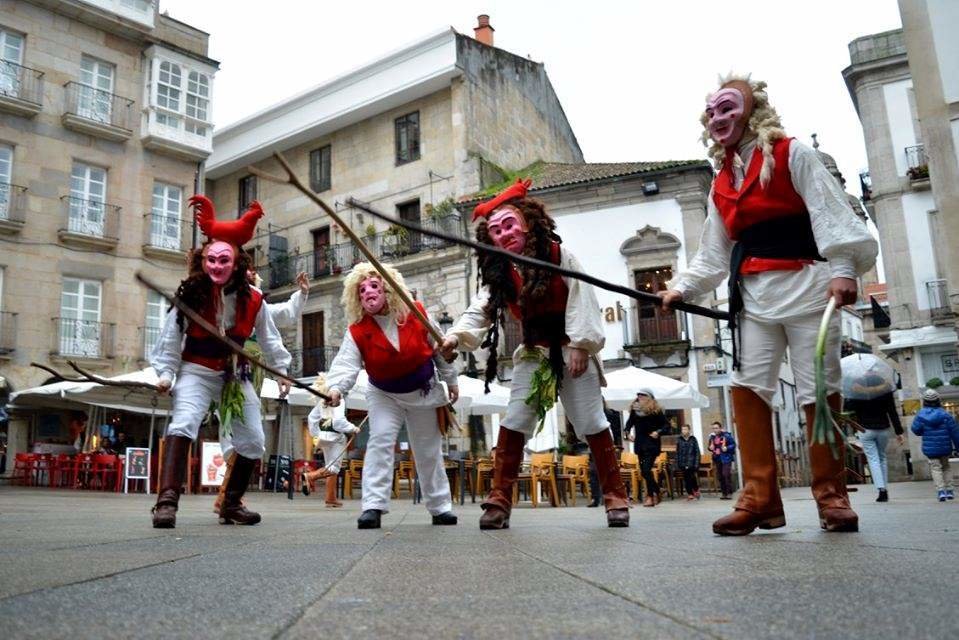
[341,261,412,326]
[700,73,786,188]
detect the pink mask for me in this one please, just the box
[202,241,236,286]
[359,276,386,315]
[487,206,527,254]
[706,87,748,148]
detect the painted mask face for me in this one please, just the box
[705,87,748,148]
[486,205,527,254]
[202,241,236,286]
[359,276,386,315]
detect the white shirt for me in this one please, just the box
[267,289,307,330]
[307,402,358,437]
[671,139,878,321]
[449,246,606,357]
[150,291,292,384]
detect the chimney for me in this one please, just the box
[474,14,494,47]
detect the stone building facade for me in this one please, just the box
[0,1,217,455]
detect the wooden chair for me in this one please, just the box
[514,453,560,507]
[561,454,590,506]
[345,458,364,499]
[696,454,717,492]
[394,459,416,499]
[619,451,640,502]
[474,456,493,497]
[652,452,674,499]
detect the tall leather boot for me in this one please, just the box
[479,427,525,530]
[713,387,786,536]
[806,394,858,532]
[585,429,630,527]
[325,474,342,508]
[213,454,235,512]
[152,435,192,529]
[219,454,261,525]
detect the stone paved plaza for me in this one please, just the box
[0,481,955,639]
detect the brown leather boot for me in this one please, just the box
[152,435,192,529]
[479,427,525,530]
[325,475,342,508]
[713,387,786,536]
[806,395,859,532]
[219,454,261,525]
[586,430,629,527]
[213,453,236,513]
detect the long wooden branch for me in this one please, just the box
[347,198,731,322]
[134,272,330,402]
[247,152,446,344]
[31,361,160,392]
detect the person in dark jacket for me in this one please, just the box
[911,389,959,502]
[844,391,904,502]
[625,389,667,507]
[707,421,737,499]
[676,424,701,500]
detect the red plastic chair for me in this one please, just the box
[91,454,119,491]
[33,454,55,487]
[74,453,96,489]
[51,454,78,488]
[12,453,36,486]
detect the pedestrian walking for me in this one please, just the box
[625,390,667,507]
[844,391,904,502]
[910,389,959,502]
[677,424,701,500]
[708,421,737,499]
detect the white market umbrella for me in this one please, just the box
[841,353,896,400]
[602,366,710,411]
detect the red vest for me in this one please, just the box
[182,289,263,371]
[349,301,434,381]
[713,137,812,274]
[507,241,569,322]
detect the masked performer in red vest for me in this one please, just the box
[661,75,877,535]
[440,180,630,529]
[150,195,291,528]
[325,262,458,529]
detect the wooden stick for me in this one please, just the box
[247,153,445,343]
[134,272,331,402]
[30,362,160,392]
[347,198,731,322]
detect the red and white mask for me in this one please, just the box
[359,276,386,315]
[705,84,752,148]
[202,241,236,286]
[486,205,527,254]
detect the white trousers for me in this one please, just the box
[361,386,452,516]
[503,347,608,438]
[317,433,348,474]
[167,363,265,460]
[732,310,841,408]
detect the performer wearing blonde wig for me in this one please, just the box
[326,262,458,529]
[661,74,877,535]
[301,374,360,508]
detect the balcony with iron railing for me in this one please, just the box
[0,311,17,358]
[58,196,121,249]
[260,215,465,289]
[927,279,953,323]
[140,325,162,361]
[288,345,341,378]
[0,183,28,234]
[905,144,929,185]
[622,311,690,366]
[142,212,190,259]
[61,81,135,142]
[0,59,44,117]
[52,317,116,362]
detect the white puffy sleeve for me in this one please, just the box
[331,404,360,435]
[789,141,878,278]
[150,309,183,385]
[561,248,605,355]
[325,330,363,396]
[448,287,492,352]
[670,192,733,302]
[254,302,291,375]
[266,290,305,330]
[423,311,459,388]
[307,403,324,438]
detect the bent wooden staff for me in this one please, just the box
[134,272,331,402]
[347,198,731,322]
[31,361,160,393]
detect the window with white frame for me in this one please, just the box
[0,28,25,97]
[0,144,12,220]
[78,55,115,123]
[185,71,209,136]
[150,182,182,249]
[69,162,107,236]
[60,277,102,357]
[151,57,212,136]
[144,289,164,358]
[155,60,181,127]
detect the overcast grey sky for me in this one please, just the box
[161,0,902,198]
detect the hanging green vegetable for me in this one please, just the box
[812,297,841,459]
[524,350,558,436]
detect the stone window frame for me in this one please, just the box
[394,111,420,165]
[309,144,332,193]
[619,225,682,345]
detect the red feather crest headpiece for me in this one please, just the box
[188,195,263,247]
[472,178,532,222]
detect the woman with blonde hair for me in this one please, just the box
[301,374,360,507]
[625,389,667,507]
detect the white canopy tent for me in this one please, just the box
[601,366,710,411]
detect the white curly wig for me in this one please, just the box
[700,73,786,188]
[311,373,331,408]
[341,261,411,326]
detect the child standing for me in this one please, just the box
[677,424,702,500]
[910,389,959,501]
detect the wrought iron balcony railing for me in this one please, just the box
[927,279,952,322]
[0,182,27,226]
[0,59,44,106]
[631,313,682,345]
[905,144,928,180]
[63,81,134,132]
[142,212,189,253]
[60,196,121,242]
[0,311,17,356]
[288,345,341,378]
[53,317,115,359]
[141,325,162,360]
